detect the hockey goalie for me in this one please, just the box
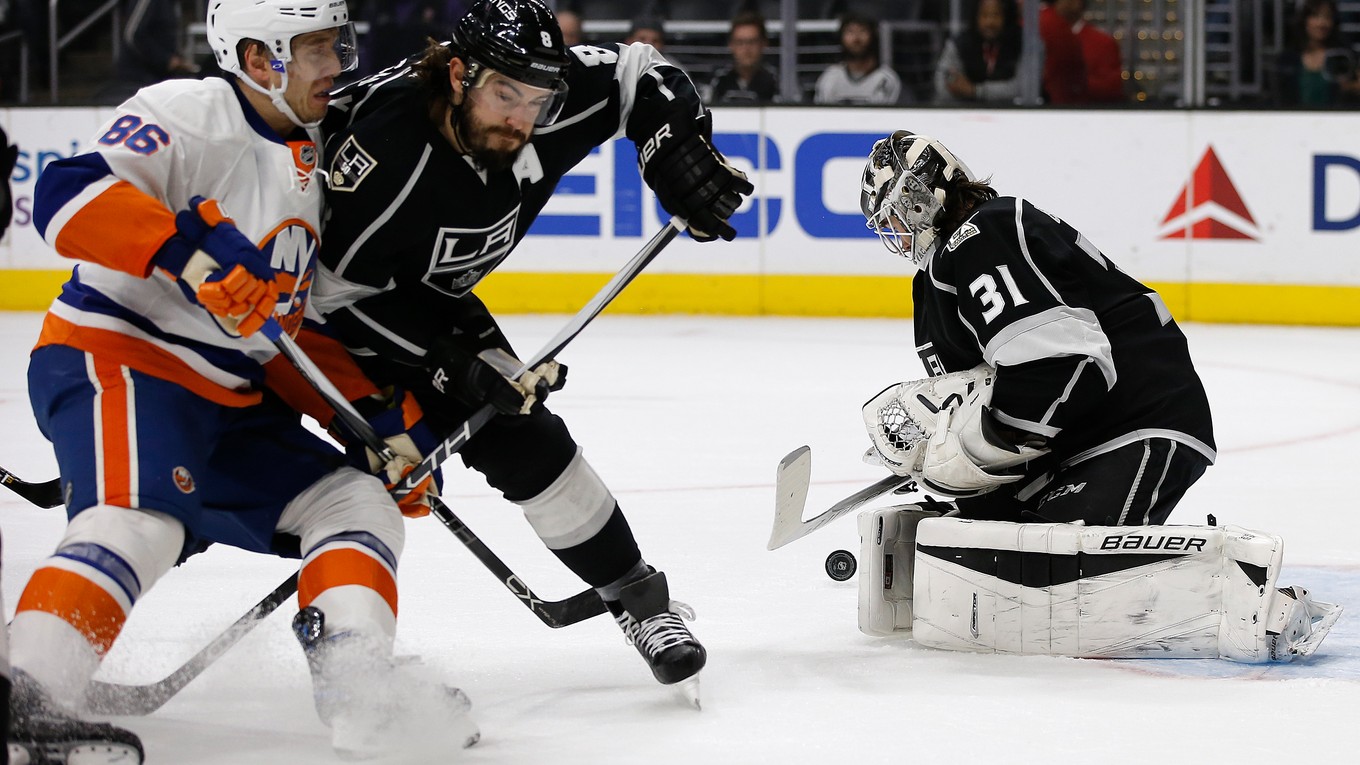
[848,129,1341,662]
[855,366,1340,662]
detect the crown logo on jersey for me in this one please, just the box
[1159,147,1259,241]
[329,135,378,193]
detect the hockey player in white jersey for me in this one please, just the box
[9,2,472,761]
[850,130,1339,662]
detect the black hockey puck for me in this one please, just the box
[824,550,857,581]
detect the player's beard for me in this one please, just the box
[455,105,530,172]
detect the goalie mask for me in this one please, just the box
[860,131,975,270]
[452,0,572,128]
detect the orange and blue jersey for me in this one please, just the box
[32,77,324,406]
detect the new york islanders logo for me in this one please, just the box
[259,219,319,337]
[1159,147,1260,240]
[173,466,196,494]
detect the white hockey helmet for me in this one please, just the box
[860,131,975,270]
[206,0,358,127]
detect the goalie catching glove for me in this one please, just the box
[343,386,441,517]
[637,108,753,242]
[862,364,1048,497]
[155,196,279,337]
[426,335,565,415]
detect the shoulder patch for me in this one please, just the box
[946,221,980,252]
[328,135,377,193]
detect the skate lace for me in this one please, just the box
[616,600,697,656]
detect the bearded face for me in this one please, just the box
[453,98,530,171]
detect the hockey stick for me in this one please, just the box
[428,497,605,627]
[392,216,685,499]
[10,221,677,710]
[766,445,914,550]
[262,314,617,628]
[81,572,300,716]
[0,466,62,508]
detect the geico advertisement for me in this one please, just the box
[4,107,1360,285]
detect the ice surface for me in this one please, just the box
[2,313,1357,763]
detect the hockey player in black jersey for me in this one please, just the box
[312,0,752,701]
[857,130,1215,526]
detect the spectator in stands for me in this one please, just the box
[1275,0,1359,106]
[708,11,780,105]
[1039,0,1085,103]
[625,15,664,49]
[814,12,903,105]
[557,7,583,47]
[934,0,1022,104]
[1049,0,1124,102]
[97,0,201,104]
[626,15,685,71]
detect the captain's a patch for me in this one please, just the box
[328,136,377,192]
[946,221,980,252]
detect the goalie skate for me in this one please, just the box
[8,671,144,765]
[610,571,706,708]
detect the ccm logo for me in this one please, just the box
[639,123,674,165]
[1099,534,1207,552]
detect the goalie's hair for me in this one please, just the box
[940,179,998,238]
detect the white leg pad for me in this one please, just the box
[910,518,1342,663]
[857,506,941,637]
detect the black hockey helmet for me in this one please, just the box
[860,130,975,269]
[452,0,570,88]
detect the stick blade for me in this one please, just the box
[767,446,813,550]
[83,682,172,716]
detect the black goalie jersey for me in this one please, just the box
[313,42,703,365]
[916,197,1216,465]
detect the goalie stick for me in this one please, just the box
[766,445,914,550]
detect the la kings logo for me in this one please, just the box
[328,136,377,192]
[423,207,520,297]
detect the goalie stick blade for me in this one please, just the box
[767,446,813,550]
[0,466,63,508]
[81,572,300,716]
[767,446,913,550]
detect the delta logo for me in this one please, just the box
[1159,146,1260,241]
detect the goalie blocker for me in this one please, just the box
[858,508,1340,663]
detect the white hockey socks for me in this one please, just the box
[905,518,1340,663]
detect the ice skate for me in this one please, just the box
[610,571,706,709]
[294,607,480,759]
[7,670,144,765]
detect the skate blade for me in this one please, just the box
[674,674,702,711]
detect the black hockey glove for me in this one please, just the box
[426,336,566,416]
[638,112,754,242]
